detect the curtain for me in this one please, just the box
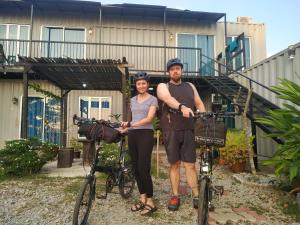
[177,34,196,75]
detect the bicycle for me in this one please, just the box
[193,111,239,225]
[72,115,135,225]
[168,109,239,225]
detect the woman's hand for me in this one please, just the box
[119,127,129,134]
[121,121,129,128]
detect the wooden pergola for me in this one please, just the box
[16,56,131,147]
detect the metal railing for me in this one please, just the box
[0,39,203,75]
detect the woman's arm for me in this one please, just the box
[131,105,157,128]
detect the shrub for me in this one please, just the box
[98,143,120,167]
[219,129,253,166]
[97,143,130,167]
[0,138,58,176]
[256,76,300,183]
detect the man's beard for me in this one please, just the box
[171,76,181,83]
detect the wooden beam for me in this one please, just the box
[21,72,28,138]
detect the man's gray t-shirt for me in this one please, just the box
[130,95,158,130]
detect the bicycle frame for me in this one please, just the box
[198,146,214,208]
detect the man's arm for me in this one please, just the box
[188,83,206,112]
[157,83,194,117]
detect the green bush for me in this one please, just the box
[98,143,119,167]
[97,143,130,167]
[256,76,300,183]
[0,138,58,176]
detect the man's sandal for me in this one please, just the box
[131,202,145,212]
[140,204,157,216]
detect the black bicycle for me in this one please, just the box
[194,111,239,225]
[72,115,135,225]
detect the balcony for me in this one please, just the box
[0,39,210,76]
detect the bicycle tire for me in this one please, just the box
[73,176,95,225]
[118,169,135,199]
[197,178,209,225]
[106,173,115,193]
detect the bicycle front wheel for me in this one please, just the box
[118,169,135,199]
[197,178,209,225]
[73,176,95,225]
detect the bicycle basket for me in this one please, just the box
[101,124,121,144]
[194,117,227,147]
[77,122,121,143]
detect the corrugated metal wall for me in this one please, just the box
[0,80,123,148]
[233,43,300,165]
[0,80,60,148]
[234,43,300,107]
[0,10,267,71]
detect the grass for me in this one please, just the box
[249,205,268,215]
[63,179,83,195]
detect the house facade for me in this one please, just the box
[0,0,267,148]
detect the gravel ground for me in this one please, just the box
[0,157,297,225]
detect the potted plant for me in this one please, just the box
[70,138,82,159]
[220,129,252,173]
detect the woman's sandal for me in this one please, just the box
[140,204,157,216]
[131,202,145,212]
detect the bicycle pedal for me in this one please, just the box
[214,185,224,195]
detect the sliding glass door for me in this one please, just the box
[41,27,85,58]
[177,34,214,76]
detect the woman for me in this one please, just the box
[121,72,158,216]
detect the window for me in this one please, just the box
[41,27,85,58]
[0,24,30,63]
[27,97,60,144]
[177,34,214,76]
[226,36,251,70]
[79,96,112,121]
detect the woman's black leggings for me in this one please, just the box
[128,129,154,198]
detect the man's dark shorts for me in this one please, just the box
[162,129,196,164]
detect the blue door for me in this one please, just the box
[44,98,60,145]
[27,97,60,144]
[27,97,44,140]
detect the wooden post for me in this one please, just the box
[242,88,256,175]
[21,72,28,138]
[156,130,160,178]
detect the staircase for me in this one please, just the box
[198,57,282,144]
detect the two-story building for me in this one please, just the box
[0,1,268,153]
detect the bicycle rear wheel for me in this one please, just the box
[197,178,209,225]
[118,169,135,199]
[73,176,95,225]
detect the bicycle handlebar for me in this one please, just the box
[72,114,121,128]
[168,108,240,119]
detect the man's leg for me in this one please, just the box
[183,162,198,196]
[162,130,181,210]
[168,160,181,211]
[169,160,181,195]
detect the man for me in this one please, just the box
[157,58,206,210]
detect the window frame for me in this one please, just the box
[40,26,87,58]
[226,35,251,70]
[176,33,215,75]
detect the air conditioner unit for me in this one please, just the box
[237,16,252,24]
